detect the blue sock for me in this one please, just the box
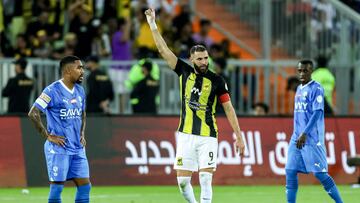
[48,184,64,203]
[286,169,298,203]
[314,172,343,203]
[75,183,91,203]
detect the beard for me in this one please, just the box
[76,75,83,84]
[194,63,209,75]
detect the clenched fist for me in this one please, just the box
[145,8,156,23]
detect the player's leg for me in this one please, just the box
[314,172,343,202]
[305,144,343,203]
[198,136,217,203]
[198,168,214,203]
[45,151,70,203]
[174,132,198,203]
[285,142,305,203]
[285,169,298,203]
[73,178,91,203]
[48,182,65,203]
[68,150,91,203]
[177,170,197,203]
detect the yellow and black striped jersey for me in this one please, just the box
[174,58,229,138]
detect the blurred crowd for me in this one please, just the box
[0,0,235,62]
[0,0,236,115]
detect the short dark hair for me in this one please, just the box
[13,58,28,70]
[86,55,99,63]
[253,102,269,113]
[316,55,329,67]
[190,45,207,55]
[298,59,313,69]
[60,55,80,73]
[142,60,153,72]
[200,19,211,27]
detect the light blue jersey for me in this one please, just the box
[292,80,325,145]
[33,80,86,155]
[286,80,328,173]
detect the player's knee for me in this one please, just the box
[199,172,213,203]
[199,172,213,187]
[177,176,191,192]
[285,169,297,177]
[75,183,91,203]
[285,169,298,189]
[314,172,334,190]
[48,184,64,202]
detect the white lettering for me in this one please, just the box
[325,132,336,165]
[269,132,288,175]
[341,131,357,174]
[60,108,82,118]
[294,102,308,110]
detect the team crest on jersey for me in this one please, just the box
[177,157,183,166]
[317,95,323,103]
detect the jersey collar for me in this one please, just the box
[59,79,75,94]
[299,80,314,89]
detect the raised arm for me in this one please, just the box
[145,8,177,70]
[222,100,246,156]
[28,106,65,146]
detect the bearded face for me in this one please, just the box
[191,51,209,75]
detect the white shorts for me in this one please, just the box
[173,131,218,172]
[109,68,129,94]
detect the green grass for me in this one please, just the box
[0,185,359,203]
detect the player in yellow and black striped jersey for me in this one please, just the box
[145,8,245,203]
[174,57,229,138]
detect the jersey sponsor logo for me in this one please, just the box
[60,108,82,119]
[191,87,202,96]
[295,102,307,110]
[294,102,308,113]
[39,93,51,103]
[186,98,207,111]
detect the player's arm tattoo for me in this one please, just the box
[28,106,48,139]
[81,111,86,137]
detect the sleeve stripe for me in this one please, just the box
[35,98,48,109]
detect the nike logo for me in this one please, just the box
[208,162,215,165]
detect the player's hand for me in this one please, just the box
[296,133,307,149]
[47,134,66,147]
[100,100,110,113]
[80,136,86,147]
[144,8,156,25]
[235,136,246,156]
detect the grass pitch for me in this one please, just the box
[0,185,358,203]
